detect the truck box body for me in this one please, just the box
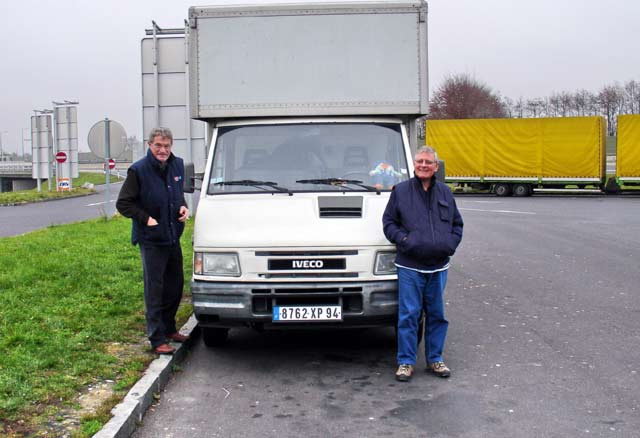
[188,1,428,119]
[184,1,429,342]
[616,114,640,185]
[426,116,606,195]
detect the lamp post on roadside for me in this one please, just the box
[0,131,8,161]
[21,128,30,161]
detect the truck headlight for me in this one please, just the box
[374,251,396,275]
[194,252,241,277]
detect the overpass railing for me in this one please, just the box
[0,162,32,176]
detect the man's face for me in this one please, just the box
[148,135,172,162]
[413,152,439,181]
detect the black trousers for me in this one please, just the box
[139,244,184,348]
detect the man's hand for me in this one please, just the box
[178,206,189,222]
[147,216,159,226]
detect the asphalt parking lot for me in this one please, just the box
[133,195,640,438]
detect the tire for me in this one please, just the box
[494,183,512,197]
[513,183,531,197]
[202,327,229,347]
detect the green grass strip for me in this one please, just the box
[0,216,193,435]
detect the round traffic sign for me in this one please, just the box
[87,119,127,159]
[55,151,67,163]
[108,159,116,170]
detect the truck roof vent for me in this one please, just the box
[318,196,363,218]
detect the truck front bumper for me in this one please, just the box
[191,279,398,329]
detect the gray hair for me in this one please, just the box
[147,127,173,144]
[414,145,438,162]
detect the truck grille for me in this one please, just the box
[318,196,363,218]
[250,286,364,315]
[255,250,358,256]
[259,273,358,279]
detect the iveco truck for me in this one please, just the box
[185,1,429,345]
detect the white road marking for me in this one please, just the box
[459,207,536,215]
[86,199,116,207]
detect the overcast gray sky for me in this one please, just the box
[1,0,639,154]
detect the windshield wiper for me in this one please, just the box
[214,179,290,194]
[295,178,379,193]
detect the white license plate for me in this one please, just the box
[272,305,342,322]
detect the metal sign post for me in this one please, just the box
[87,118,127,218]
[104,118,111,216]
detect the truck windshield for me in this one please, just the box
[207,123,409,194]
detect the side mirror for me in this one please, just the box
[436,160,445,182]
[184,162,196,193]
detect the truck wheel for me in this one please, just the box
[202,327,229,347]
[494,183,512,197]
[513,184,531,197]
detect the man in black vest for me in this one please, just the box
[116,127,190,354]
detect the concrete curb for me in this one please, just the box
[94,315,200,438]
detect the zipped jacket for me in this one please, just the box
[116,149,186,246]
[382,176,463,271]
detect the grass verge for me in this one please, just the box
[0,172,124,205]
[0,216,193,437]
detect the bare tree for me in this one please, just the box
[428,74,507,119]
[512,97,525,118]
[623,80,640,114]
[598,84,624,135]
[525,98,545,118]
[573,89,596,116]
[502,96,515,118]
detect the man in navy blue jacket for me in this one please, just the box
[383,146,463,381]
[116,128,190,355]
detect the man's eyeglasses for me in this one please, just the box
[414,159,437,166]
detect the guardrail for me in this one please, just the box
[0,162,32,175]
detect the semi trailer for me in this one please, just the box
[426,116,609,196]
[616,114,640,187]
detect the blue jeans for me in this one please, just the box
[397,267,449,365]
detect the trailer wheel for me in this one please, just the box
[494,183,512,197]
[202,327,229,347]
[513,184,531,197]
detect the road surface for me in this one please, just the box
[0,182,122,237]
[133,196,640,437]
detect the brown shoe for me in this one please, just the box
[167,332,190,343]
[395,364,414,382]
[153,343,176,355]
[426,361,451,378]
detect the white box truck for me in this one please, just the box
[185,1,428,346]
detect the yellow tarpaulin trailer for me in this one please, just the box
[616,115,640,185]
[426,116,606,196]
